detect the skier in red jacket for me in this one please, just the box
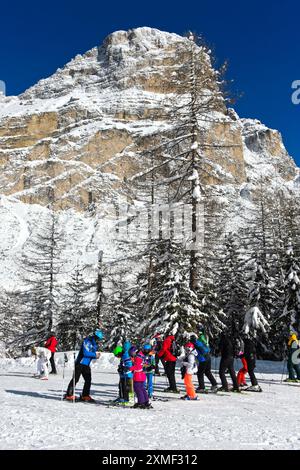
[45,333,58,374]
[158,334,180,393]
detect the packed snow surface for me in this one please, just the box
[1,353,300,450]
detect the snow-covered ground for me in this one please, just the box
[1,353,300,450]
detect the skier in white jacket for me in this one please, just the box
[180,342,198,400]
[31,346,52,380]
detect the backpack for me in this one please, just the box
[195,339,210,358]
[171,339,181,357]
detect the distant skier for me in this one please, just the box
[218,332,240,392]
[190,325,218,393]
[31,346,52,380]
[129,346,152,409]
[180,342,198,400]
[158,333,180,393]
[142,343,156,399]
[112,341,134,405]
[284,332,300,383]
[64,329,103,402]
[44,332,58,374]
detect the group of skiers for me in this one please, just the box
[31,326,300,409]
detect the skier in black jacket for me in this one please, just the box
[243,336,262,391]
[218,332,240,392]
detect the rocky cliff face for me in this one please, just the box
[0,27,297,211]
[0,27,299,292]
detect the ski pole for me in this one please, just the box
[280,358,287,383]
[61,353,68,401]
[73,349,76,403]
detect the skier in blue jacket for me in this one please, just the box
[190,327,218,393]
[64,329,103,402]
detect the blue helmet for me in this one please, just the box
[143,343,152,352]
[94,329,104,340]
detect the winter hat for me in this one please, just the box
[288,333,298,346]
[184,342,195,353]
[129,345,138,356]
[94,329,104,340]
[113,345,123,356]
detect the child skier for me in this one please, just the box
[129,345,152,409]
[180,342,198,400]
[142,343,156,399]
[150,333,164,375]
[113,341,134,405]
[236,337,248,388]
[31,346,52,380]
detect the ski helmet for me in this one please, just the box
[113,345,123,357]
[184,342,195,353]
[129,345,138,356]
[143,343,152,352]
[94,329,104,340]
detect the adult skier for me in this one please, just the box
[64,329,103,402]
[158,333,180,393]
[44,332,58,374]
[284,332,300,383]
[243,334,262,391]
[180,342,198,400]
[190,326,218,393]
[31,346,52,380]
[218,332,240,392]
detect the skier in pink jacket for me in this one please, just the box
[129,346,152,409]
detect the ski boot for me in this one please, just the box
[217,387,230,392]
[246,385,262,392]
[182,396,198,401]
[196,388,208,394]
[63,394,77,401]
[80,395,96,403]
[40,376,49,381]
[210,385,218,393]
[283,378,297,383]
[133,403,143,408]
[140,402,153,409]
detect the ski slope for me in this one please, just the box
[1,353,300,450]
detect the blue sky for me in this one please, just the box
[0,0,299,165]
